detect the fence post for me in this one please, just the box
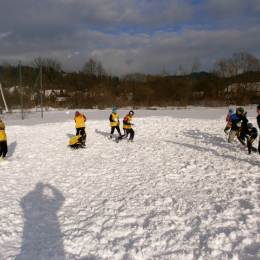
[40,66,43,118]
[19,60,24,120]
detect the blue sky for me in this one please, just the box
[0,0,260,76]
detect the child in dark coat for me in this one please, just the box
[243,123,258,155]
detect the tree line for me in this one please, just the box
[0,52,260,110]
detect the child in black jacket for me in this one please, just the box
[243,123,258,155]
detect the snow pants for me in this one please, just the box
[228,130,246,146]
[76,127,86,141]
[118,128,134,140]
[246,137,257,153]
[0,140,8,158]
[228,130,238,143]
[111,126,121,135]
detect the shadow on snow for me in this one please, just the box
[15,183,65,260]
[66,133,74,139]
[6,141,17,158]
[95,129,109,137]
[166,130,258,167]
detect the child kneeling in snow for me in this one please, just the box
[69,134,84,149]
[0,117,8,161]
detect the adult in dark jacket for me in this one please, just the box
[243,123,258,155]
[256,105,260,154]
[225,107,248,144]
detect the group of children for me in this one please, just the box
[224,106,260,155]
[69,108,135,149]
[1,106,260,158]
[69,111,87,149]
[109,107,135,143]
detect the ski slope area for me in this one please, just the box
[1,109,260,259]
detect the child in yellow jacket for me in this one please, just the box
[74,111,87,146]
[69,134,83,149]
[116,110,135,142]
[0,117,7,161]
[109,107,122,139]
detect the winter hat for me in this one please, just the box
[247,123,253,129]
[75,111,79,115]
[112,107,117,112]
[246,123,254,129]
[129,110,134,115]
[257,105,260,110]
[229,109,234,114]
[236,107,244,113]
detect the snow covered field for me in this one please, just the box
[1,108,260,260]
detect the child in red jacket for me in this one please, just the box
[224,109,234,136]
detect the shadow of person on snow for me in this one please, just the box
[6,141,17,158]
[66,133,74,139]
[95,129,109,137]
[166,140,258,167]
[15,183,65,260]
[184,130,237,150]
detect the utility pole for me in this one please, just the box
[19,60,24,120]
[40,66,43,118]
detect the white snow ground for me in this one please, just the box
[1,108,260,260]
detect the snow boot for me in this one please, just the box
[82,140,86,146]
[110,134,113,140]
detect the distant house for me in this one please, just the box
[7,86,19,94]
[67,91,85,97]
[45,89,66,100]
[224,82,260,97]
[7,86,29,94]
[193,91,204,98]
[55,97,69,107]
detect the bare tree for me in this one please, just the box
[97,61,107,78]
[46,59,62,73]
[32,57,46,69]
[83,58,97,76]
[228,52,260,76]
[161,66,170,76]
[191,57,201,73]
[213,58,231,78]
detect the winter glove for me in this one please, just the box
[224,126,230,133]
[131,123,135,126]
[114,119,117,122]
